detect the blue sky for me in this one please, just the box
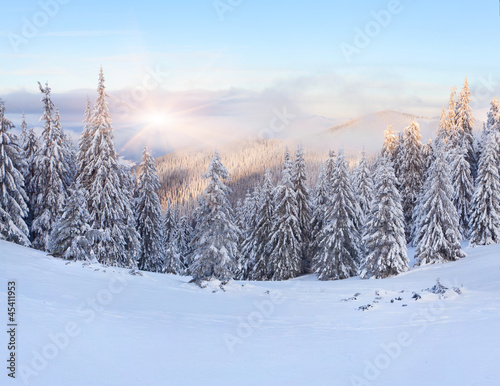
[1,0,499,158]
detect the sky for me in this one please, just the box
[1,0,500,159]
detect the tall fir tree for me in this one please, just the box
[381,125,398,161]
[360,156,408,279]
[0,99,30,246]
[353,150,374,222]
[414,150,465,265]
[189,151,239,282]
[163,201,183,274]
[267,150,302,281]
[134,147,165,273]
[48,182,92,261]
[243,169,275,281]
[456,77,476,176]
[449,143,474,238]
[20,115,38,230]
[312,151,361,280]
[236,188,260,279]
[79,68,139,267]
[292,144,312,273]
[310,163,329,262]
[77,96,94,186]
[400,121,425,243]
[31,82,69,250]
[469,130,500,246]
[177,215,192,268]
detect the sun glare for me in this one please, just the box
[147,112,170,126]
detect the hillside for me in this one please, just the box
[1,240,499,385]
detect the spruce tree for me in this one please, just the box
[189,151,239,282]
[360,156,408,279]
[469,131,500,246]
[292,144,312,272]
[48,182,92,261]
[414,151,465,265]
[20,116,38,230]
[353,150,374,222]
[267,150,302,281]
[310,163,329,261]
[312,151,360,280]
[134,147,165,273]
[163,201,183,274]
[177,215,192,268]
[243,169,275,281]
[456,78,476,175]
[450,143,473,238]
[31,82,69,250]
[381,125,398,161]
[400,121,425,243]
[79,68,139,267]
[0,99,30,246]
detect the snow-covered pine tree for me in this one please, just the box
[31,82,68,250]
[310,163,329,262]
[236,188,261,279]
[53,109,76,189]
[163,201,183,274]
[422,138,434,171]
[20,116,38,230]
[414,150,466,266]
[134,147,165,273]
[449,143,474,238]
[0,99,30,246]
[189,151,239,282]
[360,156,408,279]
[292,144,312,273]
[323,150,336,192]
[312,151,361,280]
[48,182,92,261]
[381,125,398,161]
[435,107,448,147]
[393,132,404,184]
[353,150,374,222]
[469,130,500,246]
[77,96,94,187]
[400,121,425,243]
[243,169,275,281]
[80,68,139,268]
[176,215,192,268]
[267,150,302,281]
[456,78,476,176]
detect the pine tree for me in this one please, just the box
[177,215,192,268]
[267,150,302,281]
[48,182,92,261]
[236,188,260,279]
[79,68,139,267]
[189,151,239,282]
[312,151,361,280]
[456,78,476,175]
[449,144,473,238]
[414,151,466,266]
[381,125,398,161]
[53,109,76,189]
[469,130,500,246]
[353,150,374,222]
[134,147,165,273]
[77,96,94,186]
[31,82,69,250]
[310,163,329,261]
[20,116,38,230]
[292,144,312,272]
[0,99,30,246]
[163,201,183,274]
[400,121,425,243]
[243,169,275,280]
[422,139,434,171]
[360,156,408,279]
[323,150,336,192]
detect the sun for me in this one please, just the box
[147,112,170,126]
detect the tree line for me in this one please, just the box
[1,76,499,282]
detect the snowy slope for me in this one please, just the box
[1,240,499,386]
